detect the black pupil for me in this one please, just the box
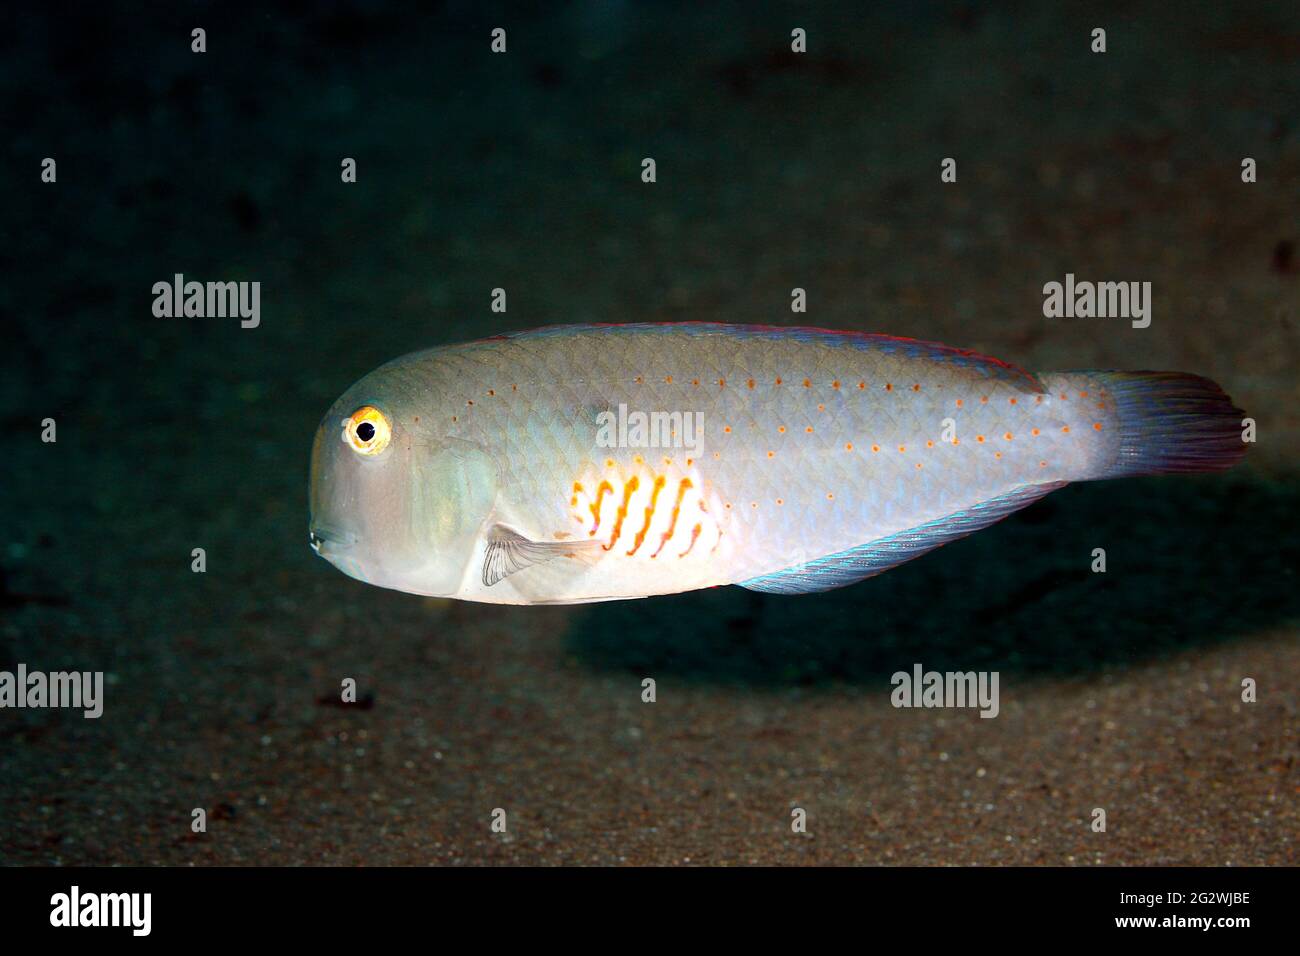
[356,421,376,442]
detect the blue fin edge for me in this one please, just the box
[738,481,1067,595]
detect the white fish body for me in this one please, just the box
[309,324,1246,605]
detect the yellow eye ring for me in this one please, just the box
[343,406,392,456]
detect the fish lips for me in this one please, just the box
[308,525,357,557]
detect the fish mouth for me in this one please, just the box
[308,526,356,556]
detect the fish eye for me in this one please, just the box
[343,405,391,456]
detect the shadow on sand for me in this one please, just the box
[564,474,1298,686]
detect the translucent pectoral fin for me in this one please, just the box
[482,525,603,588]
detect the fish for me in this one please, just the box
[308,323,1248,605]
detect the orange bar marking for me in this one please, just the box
[651,478,693,558]
[604,476,639,551]
[678,523,703,558]
[588,480,613,535]
[627,474,666,556]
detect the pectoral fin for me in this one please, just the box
[482,525,602,587]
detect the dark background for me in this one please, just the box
[2,1,1296,864]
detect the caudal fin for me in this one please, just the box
[1090,371,1248,478]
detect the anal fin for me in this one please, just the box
[739,482,1068,595]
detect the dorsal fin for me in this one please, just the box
[740,482,1068,595]
[459,323,1041,390]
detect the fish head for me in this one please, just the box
[309,369,498,596]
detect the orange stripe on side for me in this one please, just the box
[604,476,639,551]
[678,523,703,558]
[627,475,666,555]
[652,478,693,558]
[588,480,613,535]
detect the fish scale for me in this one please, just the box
[391,328,1101,591]
[309,323,1247,604]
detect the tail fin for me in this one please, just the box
[1090,371,1248,478]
